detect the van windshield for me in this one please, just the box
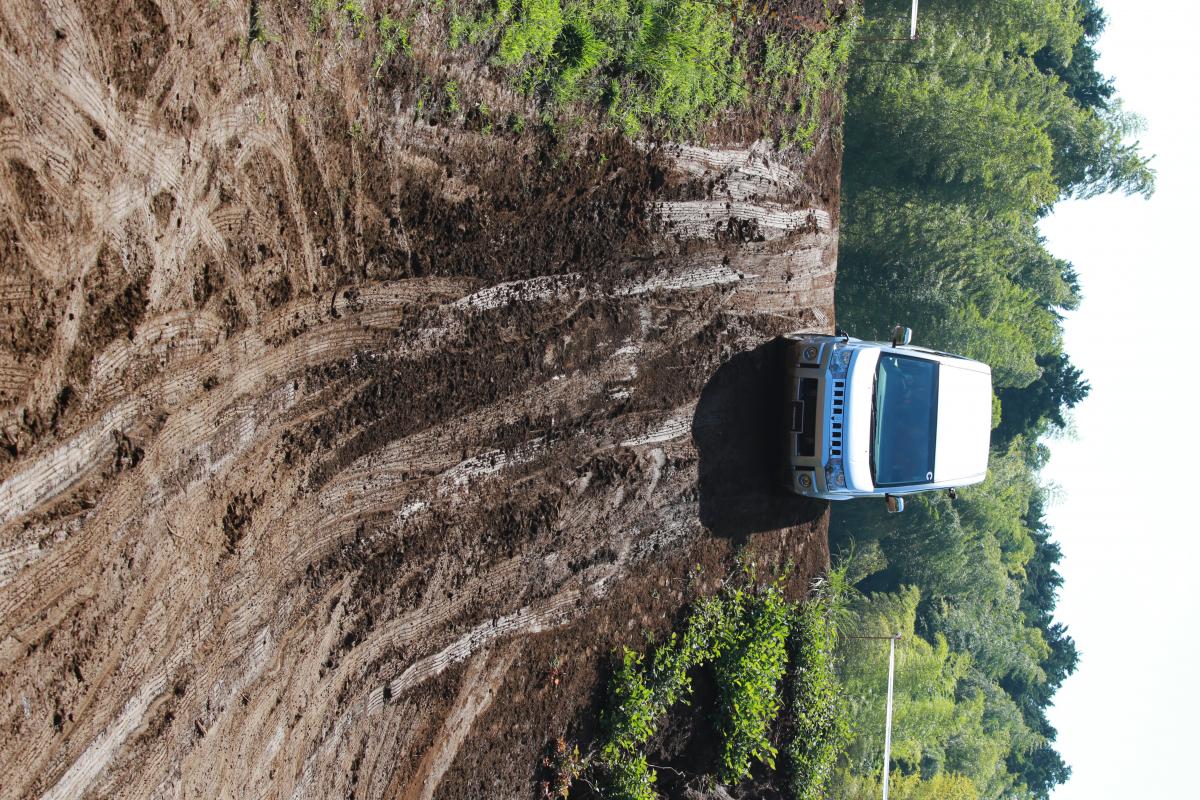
[871,355,939,487]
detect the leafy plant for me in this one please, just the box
[711,584,791,783]
[541,737,587,799]
[786,588,852,800]
[596,578,850,799]
[444,79,462,114]
[309,0,367,38]
[341,0,367,36]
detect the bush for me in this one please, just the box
[786,598,852,800]
[712,585,791,783]
[597,578,850,798]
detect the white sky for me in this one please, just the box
[1039,1,1200,796]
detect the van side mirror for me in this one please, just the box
[885,495,905,514]
[947,488,958,501]
[891,326,913,347]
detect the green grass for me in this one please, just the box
[305,0,858,143]
[309,0,368,38]
[447,0,859,140]
[485,0,746,136]
[373,13,413,76]
[760,2,861,150]
[309,2,415,77]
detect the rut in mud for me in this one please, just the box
[0,2,840,797]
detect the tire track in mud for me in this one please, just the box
[0,2,839,798]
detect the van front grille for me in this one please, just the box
[829,379,845,457]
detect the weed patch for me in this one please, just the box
[759,3,860,150]
[442,0,859,142]
[445,79,462,114]
[308,0,375,41]
[373,13,413,75]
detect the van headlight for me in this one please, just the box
[825,458,846,489]
[827,347,851,378]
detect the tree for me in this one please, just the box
[995,352,1091,442]
[832,1,1153,795]
[837,190,1071,388]
[1033,0,1113,110]
[846,3,1154,208]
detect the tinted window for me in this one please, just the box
[871,355,939,487]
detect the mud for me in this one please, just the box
[0,2,841,798]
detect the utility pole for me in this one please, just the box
[882,633,901,800]
[846,633,905,800]
[859,0,921,43]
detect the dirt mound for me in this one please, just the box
[0,2,839,797]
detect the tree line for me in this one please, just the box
[829,1,1149,798]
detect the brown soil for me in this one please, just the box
[0,2,842,798]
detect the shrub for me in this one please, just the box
[786,598,852,800]
[596,577,850,798]
[712,584,792,784]
[598,597,728,799]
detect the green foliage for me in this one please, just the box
[832,8,1141,788]
[836,188,1076,389]
[760,4,860,150]
[341,0,367,35]
[711,585,791,783]
[611,0,747,134]
[598,593,728,799]
[847,2,1153,209]
[496,0,564,65]
[786,584,852,800]
[450,4,505,48]
[310,0,369,36]
[1033,0,1112,110]
[442,0,857,139]
[444,79,462,114]
[828,444,1082,797]
[309,0,336,32]
[833,587,1038,797]
[491,0,747,135]
[839,771,981,800]
[373,14,413,76]
[597,579,850,798]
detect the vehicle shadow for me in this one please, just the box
[692,337,826,540]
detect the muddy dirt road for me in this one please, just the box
[0,2,839,797]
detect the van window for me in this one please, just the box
[871,355,939,487]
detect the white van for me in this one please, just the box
[782,328,992,512]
